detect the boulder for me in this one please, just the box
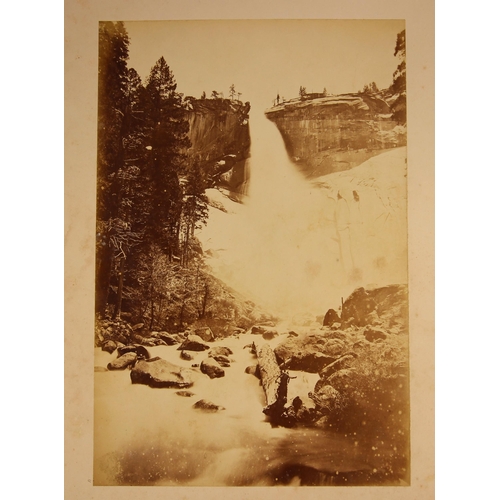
[177,335,210,352]
[195,327,215,342]
[157,332,179,345]
[107,352,137,370]
[130,358,195,388]
[245,364,261,379]
[176,390,195,397]
[212,355,231,367]
[323,308,341,327]
[208,346,233,357]
[180,351,194,361]
[252,325,278,339]
[193,399,225,412]
[117,344,150,359]
[200,358,225,379]
[363,326,388,342]
[274,333,345,372]
[101,340,117,354]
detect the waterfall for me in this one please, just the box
[200,107,408,318]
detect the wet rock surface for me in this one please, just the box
[130,358,195,388]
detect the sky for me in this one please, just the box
[124,19,405,113]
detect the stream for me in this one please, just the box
[94,332,400,486]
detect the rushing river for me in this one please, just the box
[94,332,404,486]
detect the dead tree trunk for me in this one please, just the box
[253,342,289,419]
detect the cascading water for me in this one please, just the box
[200,108,407,318]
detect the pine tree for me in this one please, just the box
[95,21,131,317]
[143,57,191,258]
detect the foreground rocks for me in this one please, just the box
[107,352,137,370]
[193,399,225,412]
[177,335,210,352]
[200,358,225,378]
[130,358,195,388]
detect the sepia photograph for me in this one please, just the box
[93,19,411,487]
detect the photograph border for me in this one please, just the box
[65,1,434,498]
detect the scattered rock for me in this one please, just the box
[191,363,200,368]
[200,358,225,379]
[177,335,210,352]
[323,308,340,327]
[107,352,137,370]
[176,390,195,397]
[180,351,194,361]
[288,331,299,337]
[212,355,231,367]
[130,358,194,388]
[101,340,117,354]
[157,332,179,345]
[208,346,233,357]
[252,325,278,339]
[245,364,261,379]
[193,399,225,412]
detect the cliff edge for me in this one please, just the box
[265,92,406,178]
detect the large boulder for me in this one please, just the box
[274,333,346,372]
[323,308,341,327]
[195,327,215,342]
[130,358,195,388]
[177,335,210,352]
[200,358,225,379]
[107,352,137,370]
[341,284,408,331]
[117,344,150,359]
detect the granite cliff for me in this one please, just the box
[185,98,251,197]
[265,92,406,178]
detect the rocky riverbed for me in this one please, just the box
[94,284,409,486]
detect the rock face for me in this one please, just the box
[177,335,210,352]
[130,358,195,388]
[341,284,408,331]
[265,93,406,178]
[107,352,137,370]
[185,98,251,196]
[200,358,225,379]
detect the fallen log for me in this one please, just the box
[253,342,289,418]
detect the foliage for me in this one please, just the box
[390,29,406,124]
